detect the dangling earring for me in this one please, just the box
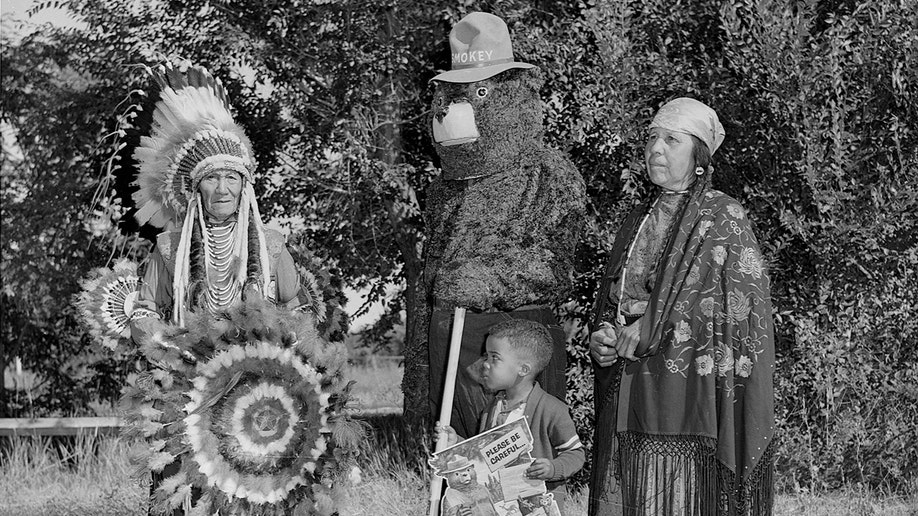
[695,167,704,176]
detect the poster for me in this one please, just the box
[429,417,561,516]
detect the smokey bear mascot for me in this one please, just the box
[420,12,587,438]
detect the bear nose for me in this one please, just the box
[435,103,449,123]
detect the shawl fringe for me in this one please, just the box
[613,432,775,516]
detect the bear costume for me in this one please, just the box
[421,12,587,438]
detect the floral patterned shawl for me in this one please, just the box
[590,188,775,515]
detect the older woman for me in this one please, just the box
[588,98,775,515]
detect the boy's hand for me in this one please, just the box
[525,458,554,480]
[435,421,460,448]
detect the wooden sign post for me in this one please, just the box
[427,306,467,516]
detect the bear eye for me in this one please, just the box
[475,87,488,98]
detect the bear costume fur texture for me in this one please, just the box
[421,67,587,437]
[425,68,586,310]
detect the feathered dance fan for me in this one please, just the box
[121,297,364,516]
[287,244,350,344]
[76,258,142,350]
[298,268,327,325]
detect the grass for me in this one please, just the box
[0,433,146,516]
[344,357,404,413]
[2,361,916,515]
[772,491,918,516]
[3,426,915,516]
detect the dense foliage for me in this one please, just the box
[2,0,916,492]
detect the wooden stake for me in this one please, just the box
[427,306,467,516]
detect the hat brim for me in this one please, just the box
[439,463,475,475]
[431,62,536,84]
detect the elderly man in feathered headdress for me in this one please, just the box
[128,63,302,340]
[123,63,310,515]
[77,63,361,516]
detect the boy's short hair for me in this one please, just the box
[487,319,553,374]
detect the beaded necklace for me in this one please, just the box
[204,221,242,313]
[616,190,687,327]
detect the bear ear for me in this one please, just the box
[520,67,544,92]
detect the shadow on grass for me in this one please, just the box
[355,413,434,480]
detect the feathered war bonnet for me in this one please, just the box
[131,63,271,326]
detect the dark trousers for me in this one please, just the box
[428,307,567,438]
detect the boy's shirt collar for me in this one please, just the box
[492,383,537,427]
[493,392,527,427]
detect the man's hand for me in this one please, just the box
[525,458,554,480]
[589,323,618,367]
[130,316,162,346]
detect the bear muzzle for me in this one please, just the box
[432,101,480,146]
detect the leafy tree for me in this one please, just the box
[719,0,918,489]
[1,23,143,415]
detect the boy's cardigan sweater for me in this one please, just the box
[478,383,585,493]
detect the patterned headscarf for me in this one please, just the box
[650,97,726,154]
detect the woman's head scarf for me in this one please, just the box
[650,97,726,155]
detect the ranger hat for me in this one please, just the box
[431,12,535,83]
[439,454,475,475]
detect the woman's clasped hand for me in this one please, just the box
[589,318,648,365]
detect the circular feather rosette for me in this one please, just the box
[121,298,365,516]
[76,258,143,350]
[184,342,331,505]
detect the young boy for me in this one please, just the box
[441,319,585,511]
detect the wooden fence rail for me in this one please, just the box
[0,417,123,437]
[348,355,404,367]
[1,406,402,437]
[2,355,405,436]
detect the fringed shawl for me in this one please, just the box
[590,189,776,515]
